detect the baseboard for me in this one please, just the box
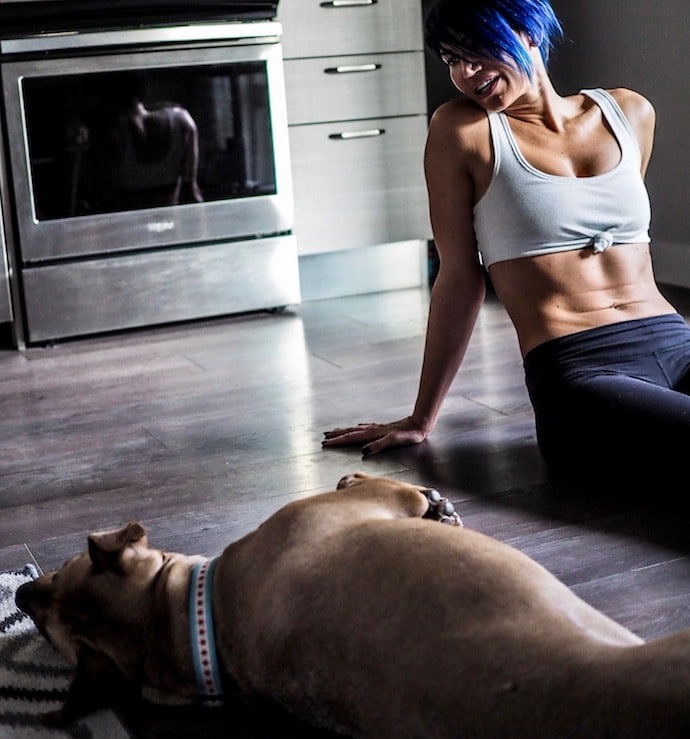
[298,240,429,302]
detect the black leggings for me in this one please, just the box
[523,313,690,485]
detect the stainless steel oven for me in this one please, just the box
[0,14,298,345]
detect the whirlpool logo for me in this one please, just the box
[147,220,175,233]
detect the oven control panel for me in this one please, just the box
[0,1,279,38]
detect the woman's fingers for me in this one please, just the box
[322,423,387,447]
[363,427,425,456]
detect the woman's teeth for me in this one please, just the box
[477,77,496,95]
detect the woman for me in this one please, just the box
[322,0,690,483]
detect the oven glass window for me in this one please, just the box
[22,62,276,219]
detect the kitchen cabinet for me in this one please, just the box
[278,0,431,300]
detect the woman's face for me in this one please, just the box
[440,39,535,112]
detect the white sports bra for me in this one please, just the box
[473,88,651,268]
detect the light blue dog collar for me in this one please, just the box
[189,556,224,706]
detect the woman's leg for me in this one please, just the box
[524,315,690,487]
[537,372,690,487]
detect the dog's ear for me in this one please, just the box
[42,644,138,726]
[87,522,149,573]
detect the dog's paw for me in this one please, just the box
[337,472,367,490]
[422,489,463,527]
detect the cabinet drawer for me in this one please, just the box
[284,51,426,124]
[289,115,431,255]
[278,0,424,58]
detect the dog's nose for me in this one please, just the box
[15,580,51,617]
[15,581,32,614]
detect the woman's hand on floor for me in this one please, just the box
[322,416,428,456]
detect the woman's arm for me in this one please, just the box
[322,102,487,454]
[408,102,487,436]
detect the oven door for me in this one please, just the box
[2,27,293,263]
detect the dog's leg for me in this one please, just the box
[336,473,462,526]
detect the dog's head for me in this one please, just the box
[15,521,169,724]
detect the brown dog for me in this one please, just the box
[15,472,690,737]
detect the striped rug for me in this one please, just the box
[0,564,130,738]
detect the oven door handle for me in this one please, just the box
[320,0,378,7]
[328,129,386,140]
[324,63,381,74]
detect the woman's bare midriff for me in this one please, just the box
[488,242,677,356]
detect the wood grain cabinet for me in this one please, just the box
[278,0,431,300]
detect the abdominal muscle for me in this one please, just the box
[488,242,677,357]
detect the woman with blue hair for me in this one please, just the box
[324,0,690,484]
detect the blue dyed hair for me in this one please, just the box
[424,0,564,78]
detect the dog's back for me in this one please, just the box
[214,490,689,738]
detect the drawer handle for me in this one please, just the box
[329,128,386,140]
[320,0,377,7]
[324,63,381,74]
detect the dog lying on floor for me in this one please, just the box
[15,472,690,737]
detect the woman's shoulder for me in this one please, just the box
[427,97,491,152]
[603,87,655,126]
[430,97,488,127]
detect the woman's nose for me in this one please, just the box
[450,60,481,89]
[458,59,482,78]
[450,60,481,92]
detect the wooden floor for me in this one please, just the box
[2,283,690,737]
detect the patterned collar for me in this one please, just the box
[189,556,224,706]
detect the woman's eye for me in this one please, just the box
[442,54,480,69]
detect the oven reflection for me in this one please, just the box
[24,63,277,220]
